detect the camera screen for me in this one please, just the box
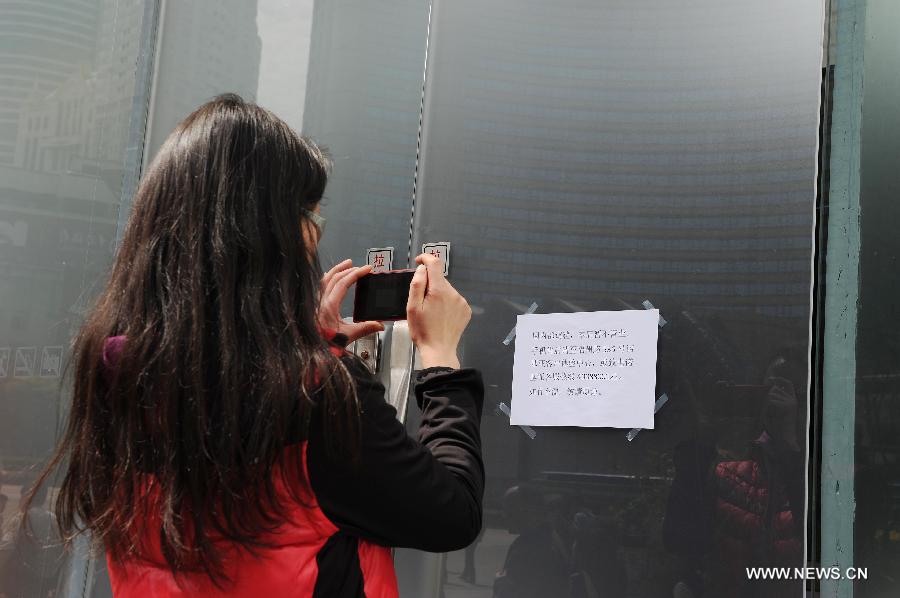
[353,270,415,322]
[374,287,403,309]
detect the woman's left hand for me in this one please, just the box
[318,259,385,343]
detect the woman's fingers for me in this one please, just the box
[343,320,386,342]
[324,266,359,303]
[415,253,445,291]
[415,253,440,269]
[405,255,470,369]
[331,264,373,304]
[322,259,353,292]
[324,259,353,279]
[407,264,428,315]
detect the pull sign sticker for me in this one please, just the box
[421,242,450,276]
[366,247,394,273]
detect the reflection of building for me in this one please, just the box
[90,0,146,172]
[0,163,119,459]
[0,0,100,164]
[255,0,315,131]
[145,0,261,158]
[2,0,144,344]
[4,0,263,343]
[9,0,143,179]
[15,72,97,172]
[0,0,144,465]
[0,164,117,343]
[1,0,262,464]
[302,0,428,265]
[410,7,822,576]
[417,0,821,321]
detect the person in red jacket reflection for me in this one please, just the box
[17,94,485,598]
[664,348,805,598]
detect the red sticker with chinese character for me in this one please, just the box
[421,242,450,276]
[366,247,394,273]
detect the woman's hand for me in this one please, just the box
[318,259,384,343]
[406,253,472,369]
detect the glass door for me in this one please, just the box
[85,1,432,595]
[0,1,155,596]
[11,1,827,595]
[142,0,430,281]
[408,1,826,596]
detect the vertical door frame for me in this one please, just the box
[71,1,163,597]
[819,0,865,596]
[114,0,165,246]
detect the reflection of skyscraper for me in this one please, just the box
[0,0,99,164]
[417,0,821,322]
[90,0,146,169]
[2,0,264,387]
[409,2,823,546]
[145,0,262,158]
[3,0,145,333]
[255,0,315,131]
[302,0,429,266]
[0,0,145,462]
[11,0,144,181]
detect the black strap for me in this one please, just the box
[313,532,366,598]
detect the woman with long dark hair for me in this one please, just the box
[25,94,484,597]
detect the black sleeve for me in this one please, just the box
[306,356,485,552]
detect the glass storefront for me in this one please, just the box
[0,1,153,595]
[0,1,896,597]
[412,2,823,596]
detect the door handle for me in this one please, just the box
[349,330,382,374]
[387,321,414,422]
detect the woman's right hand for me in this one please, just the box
[407,253,472,369]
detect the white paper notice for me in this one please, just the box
[510,310,659,429]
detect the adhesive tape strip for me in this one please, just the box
[502,301,540,345]
[626,393,669,442]
[497,402,537,439]
[642,299,668,328]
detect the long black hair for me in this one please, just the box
[25,94,359,583]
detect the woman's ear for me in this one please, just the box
[301,219,318,248]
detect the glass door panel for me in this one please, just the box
[88,1,431,595]
[0,0,154,596]
[412,1,825,596]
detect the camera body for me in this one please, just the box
[352,269,417,322]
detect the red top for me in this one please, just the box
[100,329,485,597]
[106,442,397,598]
[103,331,397,597]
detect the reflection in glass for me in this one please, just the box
[414,1,824,595]
[144,0,262,159]
[302,0,430,271]
[0,0,149,595]
[854,1,900,595]
[144,0,430,276]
